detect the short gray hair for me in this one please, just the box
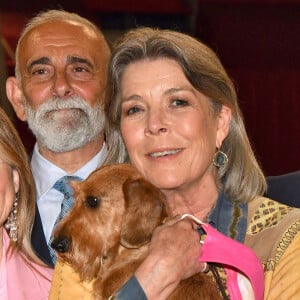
[15,9,108,79]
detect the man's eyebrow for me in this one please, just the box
[66,56,93,69]
[28,57,51,71]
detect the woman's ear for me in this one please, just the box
[6,76,27,121]
[216,105,232,148]
[12,169,20,194]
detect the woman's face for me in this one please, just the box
[0,161,19,226]
[120,58,231,195]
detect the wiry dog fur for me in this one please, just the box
[52,163,221,299]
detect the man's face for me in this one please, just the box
[16,21,110,152]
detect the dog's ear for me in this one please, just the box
[120,178,169,249]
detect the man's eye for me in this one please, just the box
[74,67,86,72]
[69,66,93,80]
[172,99,188,107]
[32,69,46,75]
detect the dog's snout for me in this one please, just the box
[51,236,71,253]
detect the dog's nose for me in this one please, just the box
[51,237,71,253]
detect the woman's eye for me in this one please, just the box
[172,99,188,107]
[126,106,142,115]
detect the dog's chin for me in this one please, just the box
[60,252,102,282]
[56,253,76,271]
[56,253,68,263]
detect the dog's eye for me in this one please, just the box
[85,196,100,208]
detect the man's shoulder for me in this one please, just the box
[266,170,300,207]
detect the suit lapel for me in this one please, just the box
[31,205,54,268]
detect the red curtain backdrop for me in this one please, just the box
[196,2,300,175]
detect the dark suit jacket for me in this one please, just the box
[266,171,300,208]
[31,207,54,267]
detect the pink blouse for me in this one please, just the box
[0,229,53,300]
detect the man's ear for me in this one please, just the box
[6,76,27,121]
[216,105,232,148]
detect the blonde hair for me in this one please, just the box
[0,107,45,264]
[14,9,126,164]
[105,27,266,203]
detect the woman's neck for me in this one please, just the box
[162,181,219,221]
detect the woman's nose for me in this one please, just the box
[52,71,74,98]
[144,109,168,135]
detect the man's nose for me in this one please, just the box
[52,71,74,98]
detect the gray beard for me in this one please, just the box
[24,96,105,152]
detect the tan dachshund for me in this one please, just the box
[51,163,222,299]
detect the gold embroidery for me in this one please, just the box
[248,200,292,235]
[275,221,300,261]
[262,221,300,271]
[263,259,276,272]
[229,201,241,239]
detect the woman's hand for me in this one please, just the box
[134,216,204,300]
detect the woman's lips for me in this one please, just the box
[148,148,183,158]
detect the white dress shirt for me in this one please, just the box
[31,143,108,243]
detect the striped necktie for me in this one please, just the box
[48,175,82,264]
